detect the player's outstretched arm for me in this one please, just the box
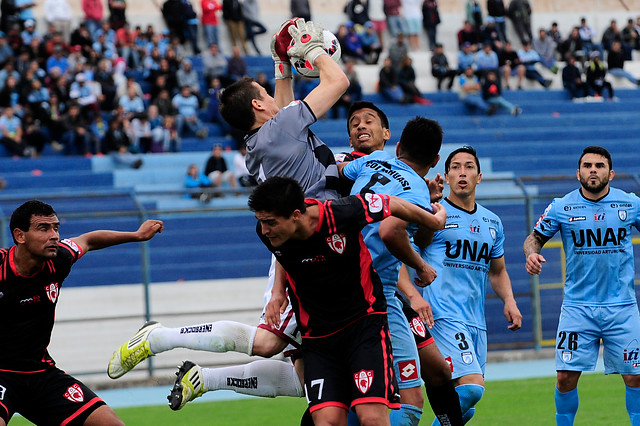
[387,195,446,231]
[272,19,301,108]
[489,257,522,331]
[523,231,550,275]
[72,219,164,253]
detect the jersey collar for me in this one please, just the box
[444,197,477,214]
[578,187,610,203]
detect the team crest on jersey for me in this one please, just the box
[461,352,473,365]
[64,384,84,403]
[326,234,347,254]
[489,227,497,240]
[364,193,384,213]
[354,370,374,394]
[61,238,80,254]
[562,351,572,362]
[410,317,426,338]
[618,210,627,221]
[45,283,59,303]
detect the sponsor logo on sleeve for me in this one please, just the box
[364,193,384,213]
[61,239,80,254]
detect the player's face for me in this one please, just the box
[255,211,296,247]
[348,108,390,154]
[577,153,613,195]
[16,215,60,259]
[252,82,279,118]
[445,153,482,198]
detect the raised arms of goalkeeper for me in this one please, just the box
[272,19,349,117]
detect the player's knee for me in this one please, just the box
[399,386,424,409]
[556,371,580,392]
[456,383,484,412]
[623,374,640,388]
[251,329,288,357]
[419,346,452,387]
[84,406,124,426]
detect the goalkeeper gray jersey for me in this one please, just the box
[244,100,340,201]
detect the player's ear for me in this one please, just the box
[476,172,482,184]
[609,169,615,181]
[576,169,580,182]
[13,228,26,244]
[382,127,390,142]
[430,154,440,169]
[251,97,264,111]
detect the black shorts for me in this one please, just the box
[302,313,401,414]
[398,293,435,350]
[0,367,106,424]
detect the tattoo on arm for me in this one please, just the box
[523,232,549,257]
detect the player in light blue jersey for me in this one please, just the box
[409,146,522,425]
[340,116,446,426]
[523,146,640,426]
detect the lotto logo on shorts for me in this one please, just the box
[398,360,418,381]
[444,356,454,372]
[354,370,374,394]
[64,384,84,403]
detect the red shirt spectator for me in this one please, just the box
[201,0,222,26]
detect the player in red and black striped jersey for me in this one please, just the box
[0,200,163,426]
[252,176,445,425]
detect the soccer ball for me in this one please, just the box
[290,30,341,78]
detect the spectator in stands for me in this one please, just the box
[82,0,103,37]
[20,19,39,45]
[422,0,440,51]
[378,56,405,103]
[290,0,311,21]
[222,0,247,54]
[481,16,502,51]
[517,41,552,88]
[44,0,72,42]
[172,85,207,138]
[95,58,117,110]
[585,51,614,100]
[60,103,91,155]
[161,0,185,43]
[578,17,604,59]
[44,93,65,145]
[69,72,98,115]
[104,116,144,168]
[401,0,421,50]
[205,77,233,138]
[359,21,382,64]
[622,18,639,52]
[26,78,50,123]
[177,59,201,98]
[367,0,386,50]
[118,85,145,118]
[457,41,475,74]
[205,143,238,195]
[387,31,409,68]
[607,40,639,86]
[398,54,431,104]
[89,112,107,153]
[431,43,457,91]
[152,88,177,117]
[46,45,69,75]
[507,0,532,45]
[234,144,256,187]
[482,70,521,115]
[0,60,19,92]
[0,106,32,156]
[475,42,499,80]
[458,19,481,51]
[548,21,562,45]
[184,163,213,202]
[601,19,624,54]
[241,0,266,55]
[181,0,201,55]
[116,22,141,69]
[92,31,118,60]
[0,33,12,69]
[384,0,407,38]
[487,0,507,43]
[0,75,21,110]
[1,1,19,34]
[201,0,222,48]
[51,73,70,105]
[159,113,180,152]
[559,26,585,63]
[16,0,36,27]
[340,22,365,62]
[227,45,247,81]
[533,28,558,73]
[344,0,369,26]
[459,64,496,115]
[202,43,229,86]
[128,112,153,153]
[466,0,483,31]
[109,0,127,31]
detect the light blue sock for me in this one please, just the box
[432,384,484,425]
[626,386,640,426]
[555,386,578,426]
[347,409,361,426]
[390,403,422,426]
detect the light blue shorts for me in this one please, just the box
[430,319,486,380]
[386,293,423,389]
[556,304,640,375]
[404,18,421,35]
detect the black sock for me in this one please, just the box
[425,381,464,426]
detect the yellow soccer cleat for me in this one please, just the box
[168,360,207,411]
[108,321,161,379]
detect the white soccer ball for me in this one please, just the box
[290,30,342,79]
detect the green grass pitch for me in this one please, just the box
[10,373,629,425]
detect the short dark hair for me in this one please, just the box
[445,146,481,173]
[346,101,390,132]
[219,77,260,132]
[578,146,612,169]
[10,200,57,243]
[398,117,443,166]
[248,176,306,218]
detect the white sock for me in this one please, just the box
[148,321,257,355]
[201,359,304,398]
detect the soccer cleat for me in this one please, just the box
[108,321,161,379]
[168,361,207,411]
